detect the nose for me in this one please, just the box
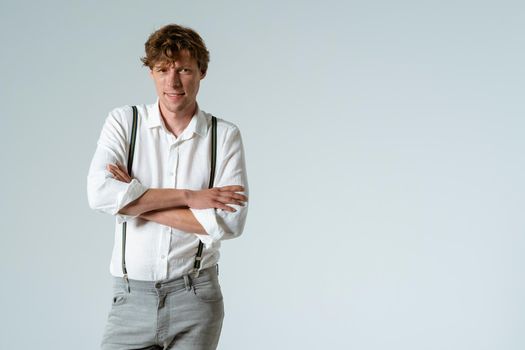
[169,71,182,88]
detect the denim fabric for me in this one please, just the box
[101,266,224,350]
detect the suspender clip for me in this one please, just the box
[123,274,130,293]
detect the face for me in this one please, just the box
[150,50,205,117]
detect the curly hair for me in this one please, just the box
[141,24,210,74]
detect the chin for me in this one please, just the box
[161,99,182,110]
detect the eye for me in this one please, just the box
[179,68,192,74]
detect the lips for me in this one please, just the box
[165,92,185,101]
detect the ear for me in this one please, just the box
[200,70,207,80]
[149,69,154,79]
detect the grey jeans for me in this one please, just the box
[101,266,224,350]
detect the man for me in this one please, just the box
[87,23,249,350]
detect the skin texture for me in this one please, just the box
[108,163,247,234]
[108,163,246,214]
[150,49,205,137]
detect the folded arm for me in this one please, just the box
[106,124,249,245]
[110,163,246,216]
[107,162,246,235]
[139,208,207,234]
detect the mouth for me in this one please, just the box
[165,92,185,100]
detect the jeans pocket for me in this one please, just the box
[112,293,127,306]
[192,279,223,303]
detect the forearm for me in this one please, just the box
[139,207,207,234]
[119,188,189,216]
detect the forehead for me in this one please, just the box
[153,50,198,68]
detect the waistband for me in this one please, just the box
[113,265,219,294]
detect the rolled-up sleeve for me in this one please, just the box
[87,109,148,223]
[191,125,249,246]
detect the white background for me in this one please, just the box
[1,0,524,349]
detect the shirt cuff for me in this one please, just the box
[190,208,225,247]
[114,179,148,224]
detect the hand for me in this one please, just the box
[107,163,132,183]
[187,186,248,212]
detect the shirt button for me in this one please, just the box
[161,255,166,259]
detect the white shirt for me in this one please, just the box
[87,100,249,281]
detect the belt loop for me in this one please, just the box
[123,274,130,293]
[216,264,219,276]
[183,274,192,291]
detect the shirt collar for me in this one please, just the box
[145,99,163,129]
[146,98,207,138]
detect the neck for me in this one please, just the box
[158,102,197,137]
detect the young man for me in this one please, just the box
[87,24,249,350]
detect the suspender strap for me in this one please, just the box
[121,106,139,288]
[193,116,217,274]
[208,116,218,189]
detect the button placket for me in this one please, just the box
[168,142,180,186]
[173,147,179,188]
[167,143,177,184]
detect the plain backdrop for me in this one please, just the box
[1,0,524,349]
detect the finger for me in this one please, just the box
[116,163,128,174]
[213,201,236,212]
[109,164,125,177]
[220,192,248,202]
[217,193,247,204]
[109,165,129,181]
[120,171,132,182]
[107,165,120,177]
[109,168,125,181]
[116,163,132,180]
[232,193,248,202]
[229,200,246,207]
[217,185,245,193]
[108,164,121,172]
[214,194,246,208]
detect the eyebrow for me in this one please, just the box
[153,63,193,69]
